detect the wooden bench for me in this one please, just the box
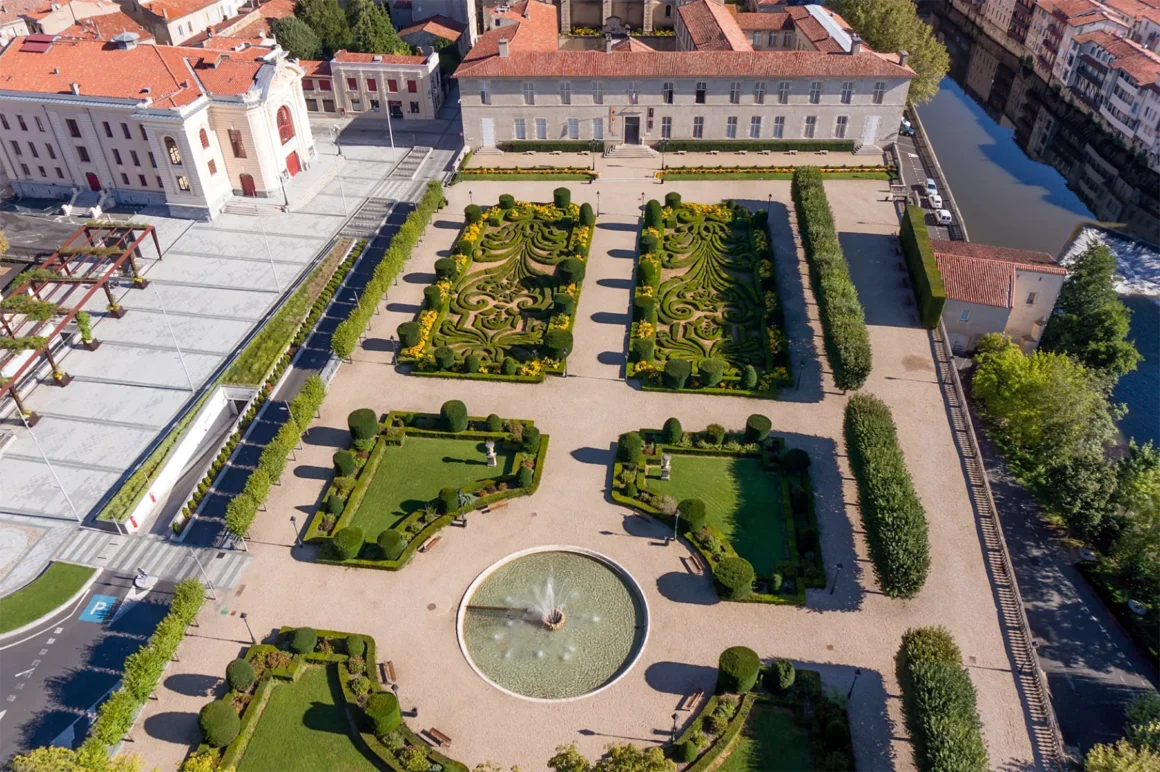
[785,150,798,156]
[478,500,510,515]
[816,149,829,155]
[523,150,535,155]
[420,535,442,553]
[676,150,687,155]
[760,149,772,155]
[679,689,704,711]
[429,728,452,747]
[384,660,397,682]
[550,150,563,155]
[707,150,720,155]
[735,150,747,155]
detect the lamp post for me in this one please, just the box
[468,189,474,205]
[659,139,667,171]
[19,409,81,524]
[590,139,598,171]
[847,668,862,700]
[596,190,601,215]
[240,611,255,645]
[289,515,302,549]
[672,509,680,543]
[767,193,772,215]
[188,547,217,600]
[829,562,843,595]
[671,711,679,743]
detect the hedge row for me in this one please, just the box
[843,394,930,599]
[898,627,989,771]
[657,139,856,153]
[900,205,946,329]
[332,181,446,358]
[791,167,871,391]
[497,140,606,152]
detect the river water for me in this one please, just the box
[918,4,1160,446]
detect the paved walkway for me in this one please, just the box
[133,179,1037,772]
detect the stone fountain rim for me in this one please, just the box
[455,545,651,704]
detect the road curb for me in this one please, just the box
[0,563,101,644]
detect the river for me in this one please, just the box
[918,3,1160,447]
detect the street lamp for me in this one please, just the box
[659,139,667,171]
[847,668,862,700]
[590,139,598,171]
[468,189,474,205]
[289,515,302,549]
[240,611,255,645]
[596,190,601,215]
[671,509,681,543]
[767,193,772,215]
[829,562,844,595]
[671,711,679,742]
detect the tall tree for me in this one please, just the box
[827,0,950,105]
[349,0,412,55]
[272,16,323,60]
[1112,441,1160,599]
[1041,242,1141,381]
[296,0,352,55]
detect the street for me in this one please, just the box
[894,130,954,241]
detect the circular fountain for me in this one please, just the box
[457,547,649,701]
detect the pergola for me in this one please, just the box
[0,222,161,424]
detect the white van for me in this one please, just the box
[934,209,953,226]
[928,192,943,209]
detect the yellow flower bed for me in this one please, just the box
[463,167,597,178]
[519,359,544,378]
[660,165,893,177]
[549,314,570,330]
[635,321,655,339]
[403,309,439,358]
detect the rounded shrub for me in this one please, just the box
[644,199,662,229]
[742,364,758,389]
[678,499,707,531]
[433,346,455,371]
[699,359,725,387]
[453,238,473,256]
[517,465,534,488]
[664,191,682,209]
[715,557,756,601]
[290,626,318,654]
[624,482,638,499]
[639,233,658,255]
[545,328,574,359]
[346,634,367,659]
[325,493,346,516]
[634,295,657,323]
[226,658,255,692]
[706,424,726,445]
[553,187,571,209]
[557,257,585,285]
[199,699,240,748]
[553,292,576,316]
[717,646,760,694]
[464,353,482,373]
[398,322,420,348]
[333,450,355,477]
[745,414,772,443]
[638,257,660,285]
[331,526,363,561]
[663,417,683,444]
[521,425,542,453]
[423,285,443,310]
[486,413,504,432]
[378,529,407,560]
[498,194,515,210]
[782,448,811,474]
[764,659,796,693]
[348,409,378,443]
[502,357,519,375]
[440,399,468,432]
[664,358,692,389]
[675,740,698,763]
[365,691,401,736]
[439,487,459,514]
[434,257,457,279]
[633,337,655,362]
[464,204,482,223]
[618,431,644,463]
[579,202,595,226]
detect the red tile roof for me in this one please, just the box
[58,10,153,42]
[677,0,751,51]
[611,36,655,52]
[398,13,465,40]
[1,0,45,25]
[332,49,428,64]
[298,58,331,76]
[733,12,793,31]
[787,5,847,52]
[931,239,1062,269]
[936,254,1017,308]
[198,34,269,49]
[465,0,557,61]
[140,0,223,22]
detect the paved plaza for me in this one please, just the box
[132,179,1039,771]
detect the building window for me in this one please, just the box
[407,80,417,93]
[523,82,535,105]
[177,175,190,191]
[347,77,357,90]
[665,3,671,16]
[156,175,163,187]
[229,129,246,158]
[695,82,706,103]
[1026,292,1038,304]
[726,116,738,138]
[149,151,157,168]
[410,101,419,114]
[370,99,380,112]
[277,106,295,143]
[131,150,140,166]
[387,79,397,92]
[20,163,30,176]
[121,172,129,185]
[17,115,29,131]
[593,118,603,140]
[122,123,132,140]
[959,309,971,322]
[804,116,817,138]
[729,82,741,104]
[754,81,765,104]
[568,117,579,140]
[777,81,789,104]
[514,118,527,140]
[693,116,704,138]
[628,82,639,104]
[10,141,21,156]
[835,116,849,139]
[535,118,547,140]
[140,125,148,141]
[809,81,822,104]
[29,142,40,158]
[35,116,43,132]
[208,159,217,175]
[480,81,491,105]
[663,82,673,104]
[165,137,182,165]
[199,128,210,149]
[782,30,793,47]
[646,107,654,133]
[66,119,81,138]
[767,31,776,46]
[77,145,91,162]
[56,167,64,179]
[841,81,853,104]
[102,121,113,138]
[367,78,377,91]
[0,115,7,130]
[560,81,571,104]
[139,174,147,186]
[661,116,671,139]
[873,81,886,104]
[750,116,762,138]
[304,79,315,91]
[46,144,56,160]
[592,81,603,104]
[112,149,122,164]
[38,166,46,177]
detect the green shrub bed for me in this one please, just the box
[610,423,824,605]
[844,394,930,599]
[398,192,594,382]
[304,408,548,570]
[628,197,791,398]
[659,165,895,181]
[897,626,989,772]
[899,205,946,329]
[791,167,871,391]
[656,140,856,153]
[497,140,606,153]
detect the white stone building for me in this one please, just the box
[299,49,444,119]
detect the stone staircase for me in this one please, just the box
[606,143,658,159]
[62,189,109,218]
[340,197,395,239]
[389,146,433,180]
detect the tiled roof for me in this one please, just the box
[198,34,269,50]
[787,5,844,52]
[936,254,1016,308]
[141,0,222,21]
[398,13,465,40]
[931,239,1062,269]
[733,12,793,31]
[332,49,428,64]
[1,0,44,25]
[1072,28,1160,81]
[464,0,557,61]
[677,0,751,51]
[611,36,654,52]
[298,58,331,76]
[58,10,153,41]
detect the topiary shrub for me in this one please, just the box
[423,285,443,310]
[557,257,585,285]
[717,646,760,694]
[333,450,355,477]
[498,194,515,210]
[553,187,571,209]
[502,357,518,375]
[675,740,698,763]
[290,626,318,654]
[464,203,482,223]
[439,487,459,514]
[634,295,657,323]
[365,692,402,736]
[398,321,420,348]
[517,465,534,488]
[633,337,655,362]
[553,293,576,316]
[325,493,346,516]
[678,499,707,531]
[639,233,658,255]
[764,659,795,693]
[745,414,772,443]
[346,634,367,659]
[440,399,468,432]
[665,191,682,209]
[742,364,758,389]
[521,425,542,454]
[664,358,692,389]
[663,417,683,444]
[624,482,638,499]
[699,359,725,387]
[579,202,595,226]
[638,257,660,286]
[226,658,255,692]
[705,423,726,445]
[714,557,756,600]
[644,199,662,229]
[330,527,363,561]
[434,346,456,371]
[434,257,457,279]
[199,699,240,748]
[348,409,378,445]
[459,353,479,373]
[782,448,811,474]
[377,529,407,560]
[486,413,504,432]
[618,432,644,463]
[545,328,574,359]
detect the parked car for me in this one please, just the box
[934,209,953,226]
[928,192,943,209]
[900,118,915,136]
[924,178,938,196]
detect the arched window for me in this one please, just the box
[164,136,182,165]
[276,106,294,144]
[199,128,210,149]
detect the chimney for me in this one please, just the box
[605,34,613,53]
[497,36,509,57]
[52,67,59,74]
[898,48,909,67]
[69,82,80,94]
[850,34,861,55]
[113,31,139,49]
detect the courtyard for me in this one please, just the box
[131,178,1040,772]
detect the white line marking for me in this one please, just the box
[54,628,63,634]
[38,649,47,656]
[12,669,35,678]
[46,638,56,645]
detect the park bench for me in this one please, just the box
[523,150,535,155]
[760,149,772,155]
[385,660,397,682]
[736,150,747,155]
[550,150,563,155]
[676,150,687,155]
[816,149,829,155]
[477,500,509,515]
[429,728,453,747]
[421,535,442,553]
[785,150,798,155]
[707,150,720,155]
[679,690,704,711]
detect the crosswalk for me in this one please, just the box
[54,529,252,590]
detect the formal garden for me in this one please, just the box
[627,194,792,397]
[304,401,548,569]
[610,416,825,604]
[398,188,594,382]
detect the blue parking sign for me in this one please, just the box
[79,594,117,623]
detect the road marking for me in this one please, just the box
[79,594,117,624]
[53,628,63,634]
[38,649,47,655]
[15,683,24,691]
[31,660,40,667]
[12,669,34,678]
[46,638,55,645]
[6,696,14,702]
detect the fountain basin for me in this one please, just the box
[457,547,649,701]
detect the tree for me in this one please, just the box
[349,0,411,55]
[296,0,351,55]
[548,744,592,772]
[9,748,141,772]
[1041,243,1141,382]
[0,228,8,256]
[827,0,950,105]
[1113,442,1160,599]
[1084,739,1160,772]
[1042,449,1119,538]
[1127,693,1160,753]
[271,16,322,59]
[594,744,677,772]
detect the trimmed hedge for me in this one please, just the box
[657,139,856,153]
[898,627,989,772]
[900,205,946,329]
[200,699,240,748]
[365,691,402,736]
[440,400,468,432]
[714,557,756,601]
[744,414,771,443]
[227,658,256,692]
[290,627,318,654]
[791,167,871,391]
[497,140,605,152]
[717,646,760,693]
[844,394,930,599]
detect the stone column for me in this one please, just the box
[602,0,611,27]
[643,0,655,32]
[559,0,570,32]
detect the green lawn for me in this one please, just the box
[718,704,813,772]
[648,455,787,574]
[350,436,517,535]
[0,562,96,634]
[238,666,378,772]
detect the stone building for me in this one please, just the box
[299,49,444,119]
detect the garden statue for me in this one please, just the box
[486,439,497,467]
[661,453,672,481]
